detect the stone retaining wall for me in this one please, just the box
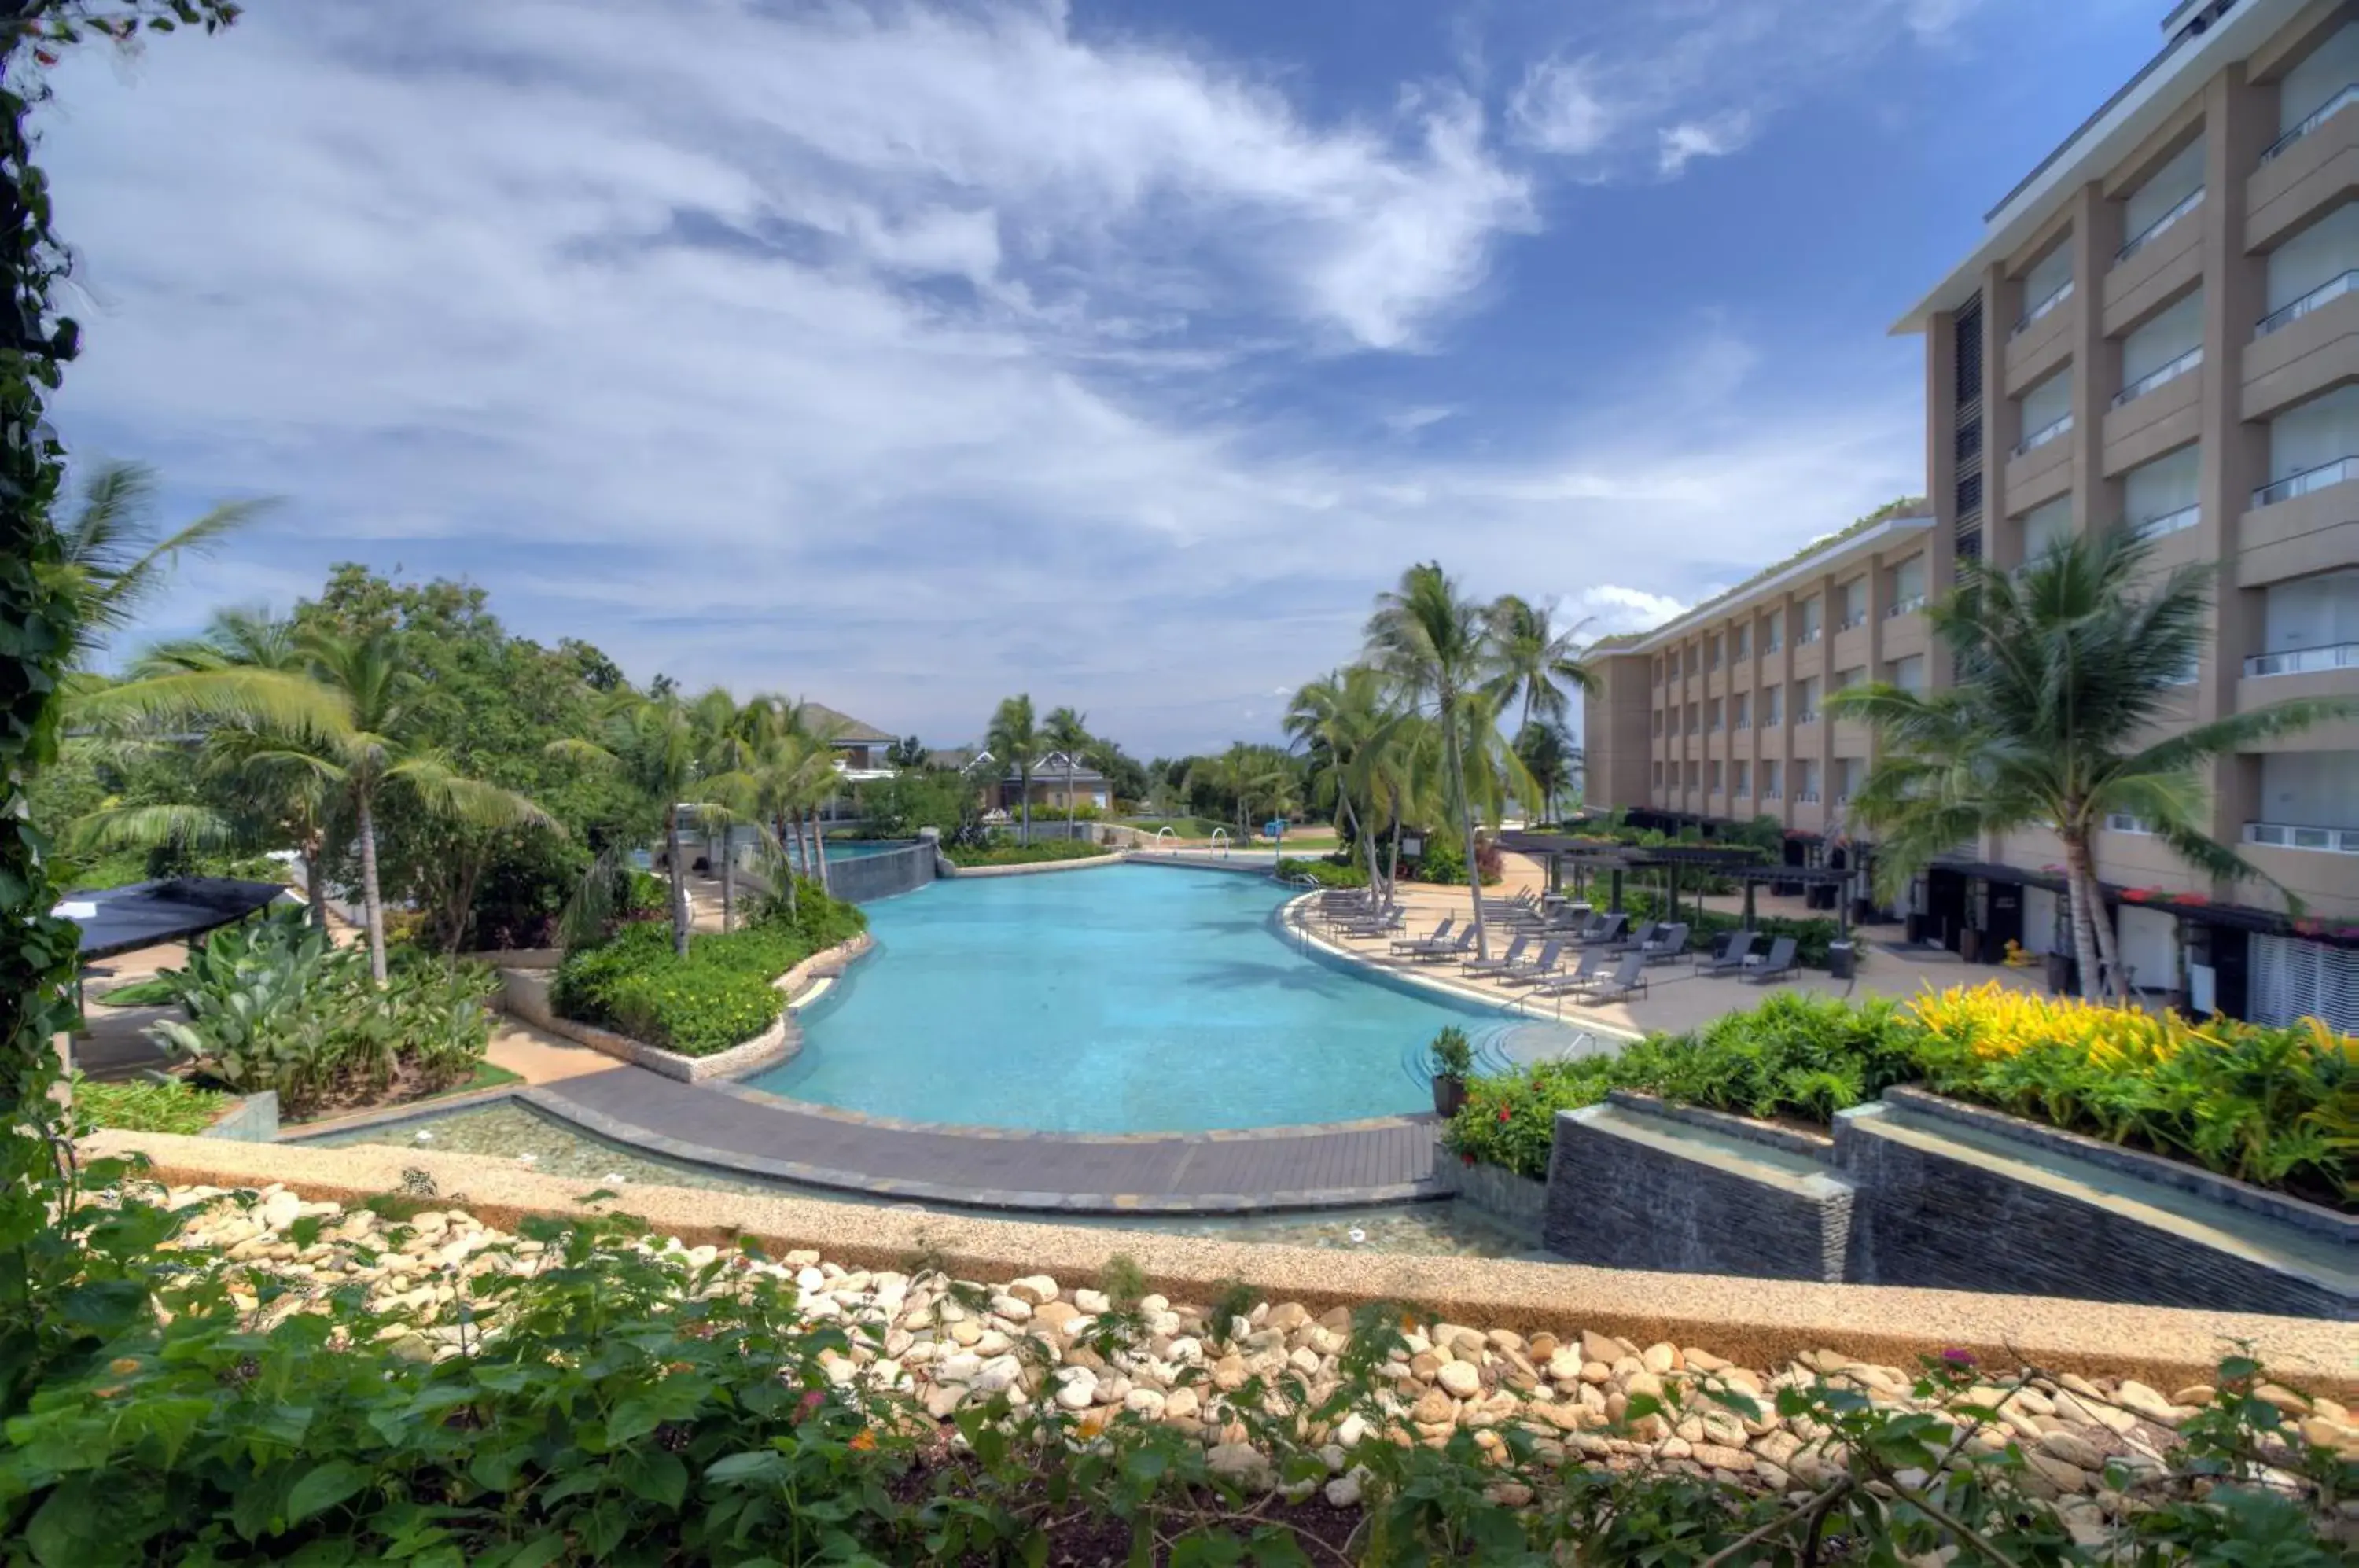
[1432,1142,1548,1241]
[940,852,1127,878]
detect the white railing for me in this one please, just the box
[1733,717,1750,731]
[2013,279,2074,336]
[2261,83,2359,164]
[1765,639,1783,655]
[2245,642,2359,676]
[2110,345,2201,408]
[2013,413,2073,457]
[1886,594,1926,618]
[1795,710,1820,726]
[2115,186,2203,262]
[2253,455,2359,507]
[2246,821,2359,854]
[1797,627,1823,646]
[1761,788,1782,801]
[2255,269,2359,337]
[2105,812,2155,835]
[1840,609,1868,630]
[1796,790,1822,804]
[2133,503,2200,539]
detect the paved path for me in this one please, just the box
[527,1066,1442,1214]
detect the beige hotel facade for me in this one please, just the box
[1582,0,2359,1030]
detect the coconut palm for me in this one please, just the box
[549,687,705,958]
[49,459,278,668]
[986,694,1042,845]
[1514,720,1574,826]
[1286,666,1398,891]
[1828,526,2352,999]
[1366,563,1511,959]
[1043,705,1091,837]
[1485,594,1595,737]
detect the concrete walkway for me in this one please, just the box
[524,1066,1443,1214]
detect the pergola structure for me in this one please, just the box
[1722,863,1861,939]
[1498,834,1762,922]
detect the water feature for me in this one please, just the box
[752,863,1579,1132]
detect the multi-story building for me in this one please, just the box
[1585,0,2359,1029]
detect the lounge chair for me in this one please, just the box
[1406,928,1477,964]
[1389,917,1453,955]
[1741,936,1799,984]
[1460,933,1529,977]
[1335,907,1404,937]
[1605,919,1660,955]
[1523,947,1608,1003]
[1699,929,1757,977]
[1567,951,1651,1010]
[1566,913,1628,949]
[1639,922,1690,966]
[1496,939,1564,986]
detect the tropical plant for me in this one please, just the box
[550,688,708,957]
[1828,527,2353,999]
[885,733,928,770]
[1484,593,1595,737]
[47,459,275,669]
[64,1074,228,1136]
[1043,705,1091,835]
[1286,668,1397,895]
[986,694,1042,845]
[1513,720,1574,825]
[1365,564,1534,959]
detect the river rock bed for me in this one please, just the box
[159,1181,2358,1522]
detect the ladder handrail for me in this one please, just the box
[1153,826,1178,854]
[1209,827,1231,857]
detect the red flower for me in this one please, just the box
[1496,1106,1511,1124]
[1459,1153,1476,1167]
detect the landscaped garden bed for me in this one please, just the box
[943,837,1115,868]
[1448,985,2355,1212]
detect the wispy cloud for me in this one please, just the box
[1510,0,1986,181]
[45,0,1926,753]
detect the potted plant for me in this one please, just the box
[1429,1025,1473,1117]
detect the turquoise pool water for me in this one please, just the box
[751,864,1570,1132]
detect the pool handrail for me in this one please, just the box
[1209,827,1231,857]
[1153,826,1178,854]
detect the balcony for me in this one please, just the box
[2115,188,2203,263]
[1765,639,1783,656]
[2109,346,2201,409]
[2245,642,2359,676]
[2013,414,2073,457]
[1761,788,1782,802]
[2261,83,2359,166]
[2013,281,2074,336]
[2252,88,2359,251]
[2132,503,2201,540]
[1732,717,1750,731]
[1796,790,1822,804]
[1838,609,1868,631]
[2105,812,2155,834]
[1796,628,1822,647]
[1795,711,1820,727]
[2256,271,2359,339]
[2253,455,2359,508]
[2245,821,2359,854]
[1885,594,1926,617]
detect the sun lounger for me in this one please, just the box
[1389,917,1452,955]
[1741,936,1799,984]
[1522,947,1606,1001]
[1460,933,1529,977]
[1496,939,1564,986]
[1566,951,1651,1009]
[1566,913,1628,948]
[1406,928,1477,964]
[1605,919,1660,955]
[1699,929,1757,976]
[1335,906,1404,934]
[1639,922,1690,966]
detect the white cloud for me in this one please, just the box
[1508,0,1987,181]
[41,1,1926,754]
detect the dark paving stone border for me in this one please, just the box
[521,1067,1445,1215]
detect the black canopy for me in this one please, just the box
[60,876,291,961]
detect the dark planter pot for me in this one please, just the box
[2044,951,2074,995]
[1960,929,1983,965]
[1433,1075,1467,1118]
[1827,941,1856,981]
[1904,912,1927,944]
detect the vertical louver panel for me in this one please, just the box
[2250,933,2359,1032]
[1953,294,1984,405]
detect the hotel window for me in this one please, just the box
[1763,686,1783,727]
[2116,288,2203,404]
[1651,709,1663,736]
[2125,444,2200,539]
[1653,657,1664,686]
[1685,760,1700,790]
[1798,760,1822,803]
[2262,385,2359,501]
[1888,653,1927,693]
[1733,693,1750,730]
[1836,758,1864,804]
[1763,612,1783,654]
[1761,760,1783,801]
[1685,705,1698,735]
[1652,761,1663,788]
[1839,579,1868,630]
[1707,760,1722,793]
[1706,698,1722,732]
[1798,597,1824,644]
[2015,240,2072,331]
[1889,555,1927,615]
[2015,367,2072,452]
[2262,201,2359,333]
[2117,135,2203,260]
[1795,676,1821,723]
[2020,495,2071,561]
[1835,666,1865,693]
[1734,760,1751,797]
[1733,623,1750,660]
[1706,634,1721,671]
[2275,24,2359,147]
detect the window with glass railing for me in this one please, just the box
[2251,569,2359,675]
[1733,694,1750,731]
[1734,762,1750,797]
[2116,136,2203,260]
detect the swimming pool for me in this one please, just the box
[749,864,1576,1132]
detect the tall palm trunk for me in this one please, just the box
[1020,770,1032,845]
[302,840,328,933]
[775,813,799,913]
[1383,786,1402,907]
[355,787,388,984]
[1065,757,1076,837]
[2062,834,2105,1001]
[806,809,830,895]
[719,825,734,933]
[664,806,690,957]
[2081,835,2127,997]
[1444,697,1489,961]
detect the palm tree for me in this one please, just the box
[1366,563,1510,959]
[550,688,705,958]
[50,459,278,668]
[1286,666,1397,890]
[1828,526,2351,999]
[1043,705,1091,838]
[1514,720,1573,826]
[986,694,1041,845]
[1485,594,1596,738]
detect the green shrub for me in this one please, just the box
[1446,994,1919,1179]
[1276,856,1367,889]
[552,893,867,1058]
[67,1076,230,1136]
[944,839,1109,867]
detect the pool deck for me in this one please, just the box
[512,1068,1444,1213]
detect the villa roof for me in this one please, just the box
[999,749,1106,783]
[801,703,896,745]
[926,747,981,771]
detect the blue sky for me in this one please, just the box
[43,0,2159,755]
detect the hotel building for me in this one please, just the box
[1582,0,2359,1029]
